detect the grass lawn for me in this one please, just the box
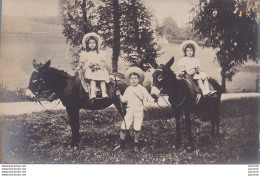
[0,97,259,164]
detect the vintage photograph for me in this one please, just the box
[0,0,259,166]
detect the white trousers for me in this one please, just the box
[121,108,144,131]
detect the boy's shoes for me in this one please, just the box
[114,140,126,150]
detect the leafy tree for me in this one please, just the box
[157,17,198,42]
[97,0,121,72]
[98,0,161,71]
[59,0,98,69]
[120,0,161,70]
[191,0,259,92]
[60,0,161,72]
[158,17,179,38]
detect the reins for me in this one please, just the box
[34,94,61,110]
[161,96,171,106]
[37,99,61,110]
[155,80,188,113]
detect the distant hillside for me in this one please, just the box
[157,16,199,43]
[1,15,63,37]
[238,64,260,73]
[32,16,62,25]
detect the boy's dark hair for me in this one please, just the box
[129,72,140,79]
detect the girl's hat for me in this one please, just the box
[82,32,102,49]
[180,40,199,56]
[125,66,145,83]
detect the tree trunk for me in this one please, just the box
[221,72,227,93]
[81,0,89,34]
[131,0,141,54]
[112,0,120,73]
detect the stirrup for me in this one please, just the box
[209,90,217,94]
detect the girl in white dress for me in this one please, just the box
[178,40,216,96]
[76,33,110,99]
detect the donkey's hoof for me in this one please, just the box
[70,140,80,147]
[194,149,200,156]
[71,146,79,150]
[70,143,79,148]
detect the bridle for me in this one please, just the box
[30,72,61,110]
[153,68,188,112]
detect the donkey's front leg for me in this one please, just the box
[184,111,194,151]
[66,106,80,147]
[173,110,181,148]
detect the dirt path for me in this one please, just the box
[0,93,259,116]
[0,100,65,116]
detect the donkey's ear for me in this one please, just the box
[42,60,51,70]
[165,57,175,69]
[33,59,41,70]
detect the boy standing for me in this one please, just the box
[115,67,155,151]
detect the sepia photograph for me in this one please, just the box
[0,0,259,172]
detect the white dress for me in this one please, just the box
[178,56,208,80]
[79,50,110,83]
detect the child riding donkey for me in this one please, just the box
[46,33,109,102]
[178,40,216,96]
[75,32,110,99]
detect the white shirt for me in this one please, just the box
[79,50,106,69]
[178,56,200,75]
[121,84,154,110]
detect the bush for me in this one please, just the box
[0,83,28,102]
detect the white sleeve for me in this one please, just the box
[142,86,155,103]
[99,51,106,62]
[99,51,106,67]
[178,58,186,71]
[79,52,86,63]
[194,58,200,68]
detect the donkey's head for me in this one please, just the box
[25,59,51,100]
[150,57,176,98]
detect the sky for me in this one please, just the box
[144,0,193,27]
[2,0,193,27]
[2,0,59,17]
